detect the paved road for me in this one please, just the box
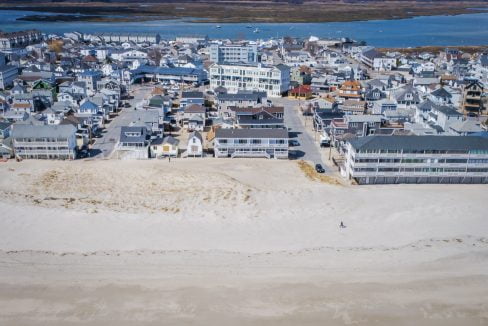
[273,98,325,167]
[91,85,153,158]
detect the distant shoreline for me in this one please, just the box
[2,1,488,24]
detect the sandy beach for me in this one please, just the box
[0,159,487,325]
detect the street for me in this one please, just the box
[272,98,326,168]
[91,85,153,158]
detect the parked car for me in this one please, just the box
[315,164,325,173]
[289,139,300,147]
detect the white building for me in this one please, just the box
[209,63,290,98]
[186,131,204,157]
[214,128,288,159]
[11,124,77,160]
[210,42,258,64]
[344,135,488,184]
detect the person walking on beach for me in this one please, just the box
[340,221,345,228]
[168,156,171,163]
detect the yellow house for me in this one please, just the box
[151,135,179,158]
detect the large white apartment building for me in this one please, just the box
[11,124,77,160]
[209,63,290,97]
[344,135,488,184]
[209,42,258,64]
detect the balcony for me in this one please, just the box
[216,142,288,149]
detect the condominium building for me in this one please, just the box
[0,30,43,50]
[209,63,290,97]
[214,128,288,159]
[11,124,77,160]
[344,135,488,184]
[209,42,258,64]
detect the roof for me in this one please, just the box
[0,121,13,130]
[11,124,76,139]
[184,104,206,114]
[449,120,482,133]
[238,114,284,125]
[362,48,383,60]
[120,126,147,143]
[188,131,203,143]
[349,135,488,152]
[162,135,179,146]
[133,65,204,77]
[182,91,204,99]
[217,91,265,102]
[395,85,420,103]
[80,100,99,111]
[216,128,288,139]
[434,106,461,116]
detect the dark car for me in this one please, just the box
[77,150,89,159]
[315,164,325,173]
[288,139,300,147]
[124,102,131,108]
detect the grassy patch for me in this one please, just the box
[297,160,341,185]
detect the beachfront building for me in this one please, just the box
[209,42,258,64]
[11,124,77,160]
[344,135,488,184]
[116,126,149,159]
[214,128,288,159]
[209,63,290,98]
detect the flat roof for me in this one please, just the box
[349,135,488,151]
[216,128,288,139]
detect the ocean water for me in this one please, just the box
[0,10,487,47]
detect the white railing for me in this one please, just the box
[216,143,288,148]
[231,151,271,159]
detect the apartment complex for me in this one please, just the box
[210,43,258,64]
[11,124,77,160]
[209,63,290,97]
[0,30,43,50]
[344,135,488,184]
[214,128,288,159]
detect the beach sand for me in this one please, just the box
[0,159,487,325]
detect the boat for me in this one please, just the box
[216,25,221,29]
[253,28,259,33]
[246,25,253,29]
